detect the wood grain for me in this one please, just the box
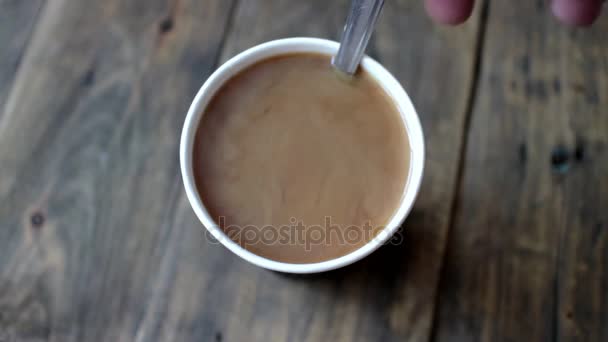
[434,1,608,341]
[0,0,236,340]
[0,0,45,117]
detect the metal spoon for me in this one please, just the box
[332,0,385,75]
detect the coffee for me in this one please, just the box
[193,53,410,264]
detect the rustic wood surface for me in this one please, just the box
[0,0,45,117]
[0,0,606,341]
[434,1,608,342]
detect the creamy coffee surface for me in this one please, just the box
[193,53,410,263]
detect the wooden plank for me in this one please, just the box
[200,1,483,341]
[0,0,45,116]
[434,1,608,341]
[0,0,236,340]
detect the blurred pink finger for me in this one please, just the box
[425,0,475,25]
[551,0,602,26]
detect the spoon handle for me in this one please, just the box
[332,0,385,75]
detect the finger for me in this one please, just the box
[424,0,475,25]
[551,0,602,26]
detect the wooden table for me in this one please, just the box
[1,0,606,341]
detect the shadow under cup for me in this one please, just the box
[180,38,425,274]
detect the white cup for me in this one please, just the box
[180,38,424,274]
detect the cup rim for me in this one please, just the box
[180,37,425,273]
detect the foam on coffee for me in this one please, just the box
[193,53,410,263]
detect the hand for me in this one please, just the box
[425,0,603,26]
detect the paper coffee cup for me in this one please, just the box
[180,38,424,273]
